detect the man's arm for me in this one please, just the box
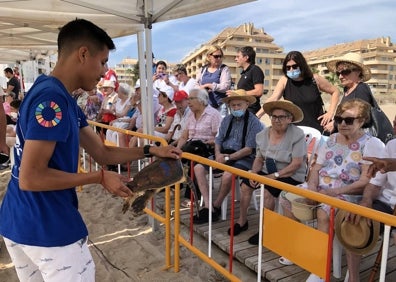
[0,104,8,154]
[363,157,396,177]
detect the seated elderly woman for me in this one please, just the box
[176,88,222,207]
[233,100,307,244]
[279,99,385,282]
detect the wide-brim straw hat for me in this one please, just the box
[335,209,380,255]
[262,100,304,123]
[326,52,372,82]
[221,89,256,105]
[285,193,318,221]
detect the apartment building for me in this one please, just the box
[114,58,138,86]
[303,37,396,96]
[181,23,285,95]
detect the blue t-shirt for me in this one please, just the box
[0,75,89,247]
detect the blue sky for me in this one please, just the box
[108,0,396,68]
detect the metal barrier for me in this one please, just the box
[80,122,396,281]
[175,152,396,282]
[83,121,173,270]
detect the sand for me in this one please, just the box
[0,169,256,282]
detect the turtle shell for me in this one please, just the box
[126,158,185,193]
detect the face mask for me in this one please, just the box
[230,109,245,118]
[10,112,18,119]
[286,69,301,80]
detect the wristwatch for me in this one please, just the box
[143,144,153,157]
[274,172,280,179]
[224,155,230,161]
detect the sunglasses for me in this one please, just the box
[333,116,360,125]
[335,69,353,77]
[212,54,222,59]
[286,64,299,71]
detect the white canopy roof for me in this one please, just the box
[0,0,254,134]
[0,0,253,62]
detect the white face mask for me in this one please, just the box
[10,112,18,119]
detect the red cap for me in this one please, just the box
[173,90,188,102]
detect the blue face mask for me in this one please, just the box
[230,109,245,118]
[287,69,301,80]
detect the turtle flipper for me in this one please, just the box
[130,190,157,216]
[122,192,140,214]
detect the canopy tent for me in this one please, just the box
[0,0,254,133]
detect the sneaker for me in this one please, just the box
[278,256,294,266]
[306,273,324,282]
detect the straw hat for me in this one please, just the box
[285,192,318,221]
[221,89,256,105]
[326,52,372,82]
[262,100,304,123]
[335,209,380,255]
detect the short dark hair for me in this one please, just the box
[4,67,13,74]
[10,99,22,109]
[58,19,115,56]
[156,60,167,69]
[282,51,313,78]
[237,46,256,64]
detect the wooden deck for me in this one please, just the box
[158,190,396,282]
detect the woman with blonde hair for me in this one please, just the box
[196,45,231,114]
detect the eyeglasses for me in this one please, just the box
[286,64,299,71]
[270,115,290,122]
[211,54,222,59]
[335,69,353,77]
[333,116,361,125]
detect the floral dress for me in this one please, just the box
[316,133,376,213]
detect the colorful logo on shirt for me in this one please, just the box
[35,101,62,127]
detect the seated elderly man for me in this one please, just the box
[193,89,264,224]
[346,138,395,282]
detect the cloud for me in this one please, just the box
[108,0,396,67]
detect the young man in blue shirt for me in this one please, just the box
[0,19,180,281]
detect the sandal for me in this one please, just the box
[278,256,294,266]
[181,199,191,208]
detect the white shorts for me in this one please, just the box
[3,236,95,282]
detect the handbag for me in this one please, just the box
[181,140,214,158]
[366,96,394,144]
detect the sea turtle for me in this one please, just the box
[122,158,200,217]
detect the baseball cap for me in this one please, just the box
[173,90,188,102]
[134,79,141,89]
[159,85,174,101]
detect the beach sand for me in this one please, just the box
[0,168,256,282]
